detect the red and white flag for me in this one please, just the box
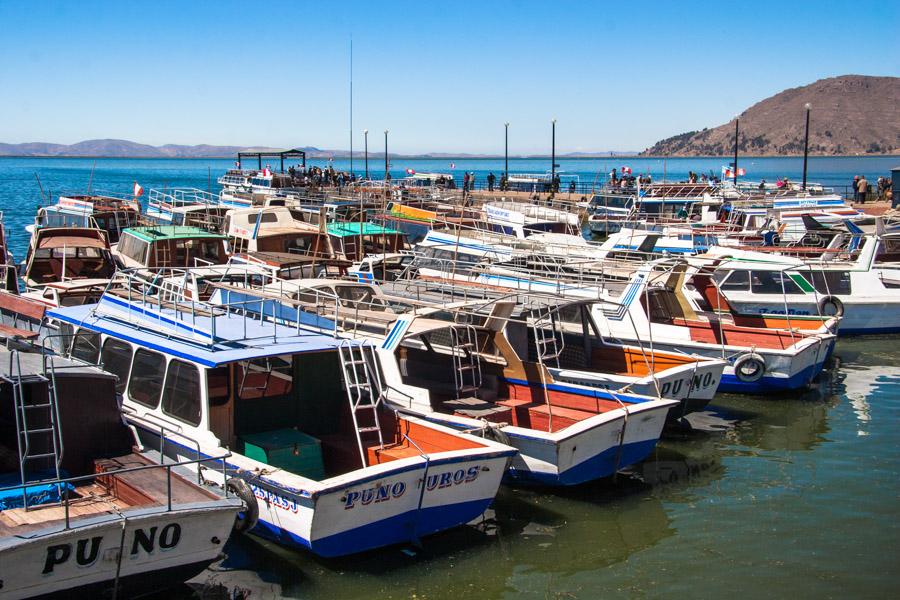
[406,168,416,175]
[133,181,144,197]
[621,166,632,175]
[449,162,456,169]
[263,167,272,177]
[723,166,746,178]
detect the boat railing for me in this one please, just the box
[96,267,362,343]
[148,187,219,208]
[0,449,232,532]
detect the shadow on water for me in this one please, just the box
[173,465,702,599]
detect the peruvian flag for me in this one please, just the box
[133,181,144,197]
[723,166,746,178]
[263,167,272,177]
[406,168,416,175]
[449,162,456,169]
[621,166,632,175]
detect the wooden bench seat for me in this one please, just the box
[441,397,511,422]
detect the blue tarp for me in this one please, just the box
[0,470,74,510]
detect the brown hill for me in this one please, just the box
[642,75,899,156]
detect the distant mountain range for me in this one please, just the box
[642,75,900,156]
[0,138,636,159]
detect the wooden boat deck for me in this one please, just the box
[0,482,127,536]
[0,453,217,537]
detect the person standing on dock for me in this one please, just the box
[857,175,868,202]
[487,172,496,192]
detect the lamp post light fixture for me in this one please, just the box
[802,103,811,191]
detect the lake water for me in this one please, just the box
[0,157,897,598]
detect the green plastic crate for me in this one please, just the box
[240,428,325,481]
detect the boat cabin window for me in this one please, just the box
[161,359,202,426]
[128,349,166,408]
[749,270,803,295]
[418,247,481,274]
[119,234,149,264]
[591,195,632,210]
[875,238,900,263]
[100,338,133,393]
[716,270,750,291]
[809,270,852,295]
[70,330,101,363]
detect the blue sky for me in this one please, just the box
[0,0,896,153]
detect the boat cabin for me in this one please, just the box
[114,226,229,269]
[22,227,116,288]
[32,195,142,245]
[224,207,329,256]
[326,222,407,262]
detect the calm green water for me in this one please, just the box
[0,157,896,599]
[178,337,899,599]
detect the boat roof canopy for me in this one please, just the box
[48,302,356,368]
[123,226,228,243]
[238,148,307,171]
[35,228,108,248]
[326,222,403,237]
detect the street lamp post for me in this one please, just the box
[551,119,557,194]
[802,103,811,191]
[504,122,509,183]
[733,117,739,187]
[363,129,369,179]
[384,130,389,181]
[383,130,390,202]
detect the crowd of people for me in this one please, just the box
[609,169,653,189]
[286,164,358,189]
[852,174,894,203]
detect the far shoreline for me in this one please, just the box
[0,154,897,161]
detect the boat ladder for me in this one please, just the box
[237,358,275,397]
[3,351,64,509]
[531,308,565,432]
[338,341,385,468]
[531,307,565,368]
[450,324,482,399]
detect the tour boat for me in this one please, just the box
[697,230,900,335]
[401,231,836,394]
[47,272,516,557]
[206,279,683,485]
[0,347,243,598]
